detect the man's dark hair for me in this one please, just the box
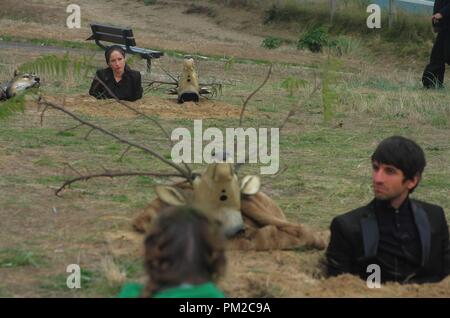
[371,136,426,192]
[142,206,226,297]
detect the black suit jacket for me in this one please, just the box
[326,199,450,283]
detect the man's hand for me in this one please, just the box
[433,13,443,23]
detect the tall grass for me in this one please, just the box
[263,0,435,58]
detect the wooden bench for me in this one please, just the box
[86,23,163,72]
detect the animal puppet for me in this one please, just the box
[0,71,40,101]
[132,163,328,251]
[177,58,201,103]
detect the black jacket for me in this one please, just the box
[89,65,142,102]
[434,0,450,31]
[326,198,450,284]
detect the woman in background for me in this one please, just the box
[89,45,142,101]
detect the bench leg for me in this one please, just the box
[146,58,152,74]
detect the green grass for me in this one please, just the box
[0,249,46,268]
[39,268,97,292]
[0,25,449,297]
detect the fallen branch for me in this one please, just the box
[56,171,184,196]
[239,64,272,126]
[93,75,193,178]
[38,96,192,180]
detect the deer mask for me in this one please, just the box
[154,163,261,237]
[177,58,200,103]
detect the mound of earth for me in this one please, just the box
[104,229,450,297]
[49,94,245,120]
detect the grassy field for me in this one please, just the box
[0,0,449,297]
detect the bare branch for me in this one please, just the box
[55,171,184,196]
[63,163,83,177]
[143,80,178,90]
[278,79,320,133]
[93,76,193,178]
[40,105,49,127]
[60,123,84,133]
[38,97,192,180]
[160,66,179,83]
[239,64,273,126]
[119,145,132,162]
[84,128,95,140]
[235,78,320,173]
[94,75,173,143]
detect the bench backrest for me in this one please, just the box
[87,24,137,49]
[87,23,164,72]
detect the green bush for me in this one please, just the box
[261,36,283,49]
[328,36,361,56]
[298,26,329,53]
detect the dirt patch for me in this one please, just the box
[43,94,246,120]
[183,4,217,18]
[0,0,63,24]
[102,229,450,297]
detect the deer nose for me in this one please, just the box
[35,77,40,82]
[224,223,244,238]
[220,194,228,201]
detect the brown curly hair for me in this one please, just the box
[142,206,226,297]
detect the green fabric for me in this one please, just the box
[154,282,225,298]
[117,282,225,298]
[117,282,144,298]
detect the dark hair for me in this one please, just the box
[371,136,426,192]
[142,206,226,297]
[105,45,126,64]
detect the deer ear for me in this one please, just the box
[155,185,187,206]
[240,175,261,195]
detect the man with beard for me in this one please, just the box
[422,0,450,88]
[326,136,449,284]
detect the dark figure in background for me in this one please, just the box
[422,0,450,88]
[118,206,226,298]
[89,45,143,101]
[326,136,449,284]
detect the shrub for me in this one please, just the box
[297,26,329,53]
[261,36,283,49]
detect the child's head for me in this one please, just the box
[143,206,226,296]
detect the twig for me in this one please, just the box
[160,66,179,83]
[94,76,193,178]
[63,163,83,177]
[40,105,49,126]
[235,77,320,173]
[60,123,84,133]
[84,128,95,140]
[278,78,320,133]
[38,97,191,180]
[55,171,184,196]
[119,145,132,162]
[239,64,272,126]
